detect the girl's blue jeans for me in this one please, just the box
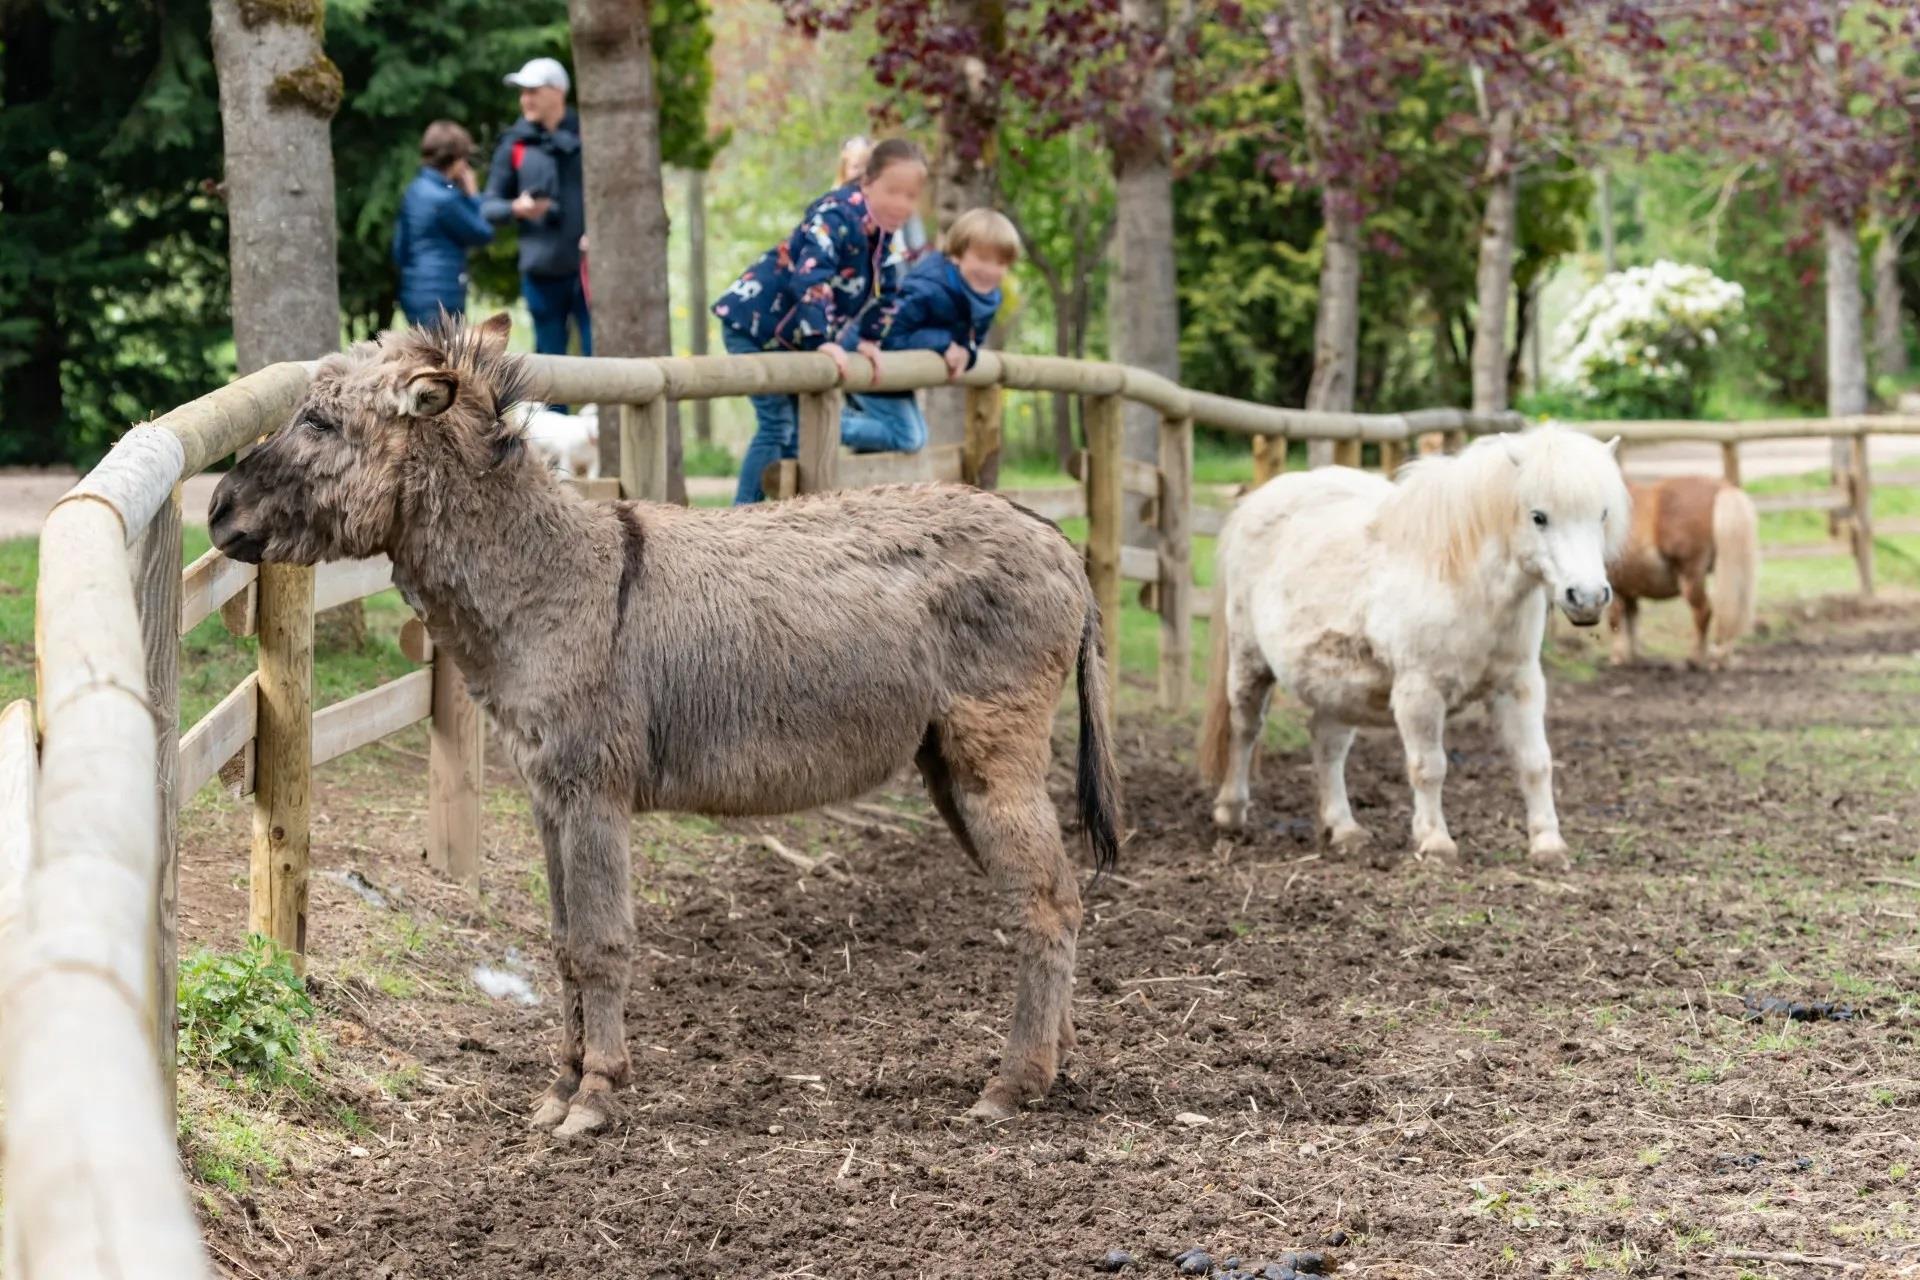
[726,327,799,504]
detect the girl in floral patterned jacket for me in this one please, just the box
[714,138,927,503]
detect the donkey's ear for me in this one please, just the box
[392,368,459,418]
[476,312,512,359]
[1500,433,1523,466]
[1604,434,1622,457]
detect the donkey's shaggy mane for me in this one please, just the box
[1376,426,1629,580]
[396,312,537,466]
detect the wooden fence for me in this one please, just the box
[4,343,1918,1278]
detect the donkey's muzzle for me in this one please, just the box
[1558,583,1611,628]
[208,475,265,564]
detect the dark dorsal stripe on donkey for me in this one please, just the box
[207,312,1121,1136]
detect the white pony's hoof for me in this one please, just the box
[1324,822,1371,854]
[1529,833,1571,870]
[1213,801,1248,830]
[1415,833,1458,861]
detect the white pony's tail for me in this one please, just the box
[1709,484,1759,650]
[1198,521,1235,788]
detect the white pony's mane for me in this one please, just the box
[1374,425,1630,580]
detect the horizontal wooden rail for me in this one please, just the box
[1752,491,1851,516]
[178,675,258,799]
[311,669,433,768]
[180,548,257,635]
[313,555,394,613]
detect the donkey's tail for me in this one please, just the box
[1198,528,1234,788]
[1709,483,1760,649]
[1076,605,1122,878]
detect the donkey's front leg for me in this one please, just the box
[1308,709,1368,852]
[1491,665,1569,869]
[1391,676,1455,859]
[552,792,635,1140]
[528,794,583,1131]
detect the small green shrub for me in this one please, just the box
[178,934,314,1086]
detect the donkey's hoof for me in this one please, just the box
[1324,822,1371,854]
[1529,833,1571,870]
[964,1082,1023,1125]
[553,1096,614,1140]
[1212,800,1248,830]
[529,1091,573,1131]
[1415,832,1458,861]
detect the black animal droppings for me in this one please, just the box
[1794,1156,1814,1170]
[1222,1259,1241,1271]
[1322,1230,1348,1247]
[1094,1249,1134,1272]
[1741,993,1856,1023]
[1177,1250,1212,1275]
[1283,1250,1329,1274]
[1714,1152,1765,1171]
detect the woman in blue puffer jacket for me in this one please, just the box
[712,138,928,503]
[391,121,494,326]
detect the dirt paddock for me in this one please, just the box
[180,598,1920,1279]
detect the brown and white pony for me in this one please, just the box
[1607,475,1759,669]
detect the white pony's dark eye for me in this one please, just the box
[1531,510,1548,529]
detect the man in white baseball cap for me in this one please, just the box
[482,57,591,363]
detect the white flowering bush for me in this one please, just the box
[1555,262,1745,417]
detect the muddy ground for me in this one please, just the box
[179,598,1920,1280]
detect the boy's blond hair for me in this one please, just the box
[944,209,1022,265]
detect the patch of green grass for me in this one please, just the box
[1699,723,1920,797]
[378,1063,423,1100]
[182,1103,285,1194]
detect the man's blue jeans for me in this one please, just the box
[725,326,799,504]
[523,271,592,358]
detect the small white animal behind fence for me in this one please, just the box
[513,402,600,479]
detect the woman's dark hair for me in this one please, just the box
[863,138,928,182]
[420,120,475,172]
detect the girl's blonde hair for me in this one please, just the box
[944,208,1022,265]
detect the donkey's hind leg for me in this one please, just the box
[1607,595,1639,666]
[1213,646,1275,830]
[528,796,584,1130]
[1309,710,1368,853]
[551,793,635,1140]
[1682,571,1714,669]
[938,693,1082,1123]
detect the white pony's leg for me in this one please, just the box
[1309,710,1367,851]
[1391,676,1456,859]
[1491,664,1569,869]
[1212,646,1273,829]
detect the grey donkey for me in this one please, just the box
[208,313,1122,1136]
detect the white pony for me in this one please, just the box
[1199,425,1628,868]
[511,402,600,478]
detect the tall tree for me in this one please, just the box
[209,0,342,372]
[654,0,728,447]
[568,0,678,494]
[1871,201,1910,381]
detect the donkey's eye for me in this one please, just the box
[305,415,336,435]
[1531,510,1548,529]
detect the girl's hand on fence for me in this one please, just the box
[943,342,968,380]
[823,344,850,382]
[857,340,885,384]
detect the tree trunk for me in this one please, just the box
[569,0,683,500]
[1598,166,1616,275]
[1471,114,1518,415]
[688,166,713,447]
[1305,187,1361,465]
[210,0,360,644]
[1052,306,1077,466]
[1826,214,1868,479]
[1872,207,1907,383]
[1110,0,1179,534]
[210,0,341,371]
[925,0,1005,452]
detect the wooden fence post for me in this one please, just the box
[619,399,671,503]
[1848,431,1875,596]
[1251,435,1286,487]
[1720,440,1741,488]
[1379,440,1406,476]
[796,390,842,495]
[1333,439,1363,468]
[427,654,483,894]
[1084,395,1123,719]
[252,562,312,968]
[963,384,1003,489]
[1157,416,1194,711]
[134,487,183,1109]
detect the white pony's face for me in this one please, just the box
[1507,433,1627,627]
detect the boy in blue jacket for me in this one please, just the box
[840,208,1021,455]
